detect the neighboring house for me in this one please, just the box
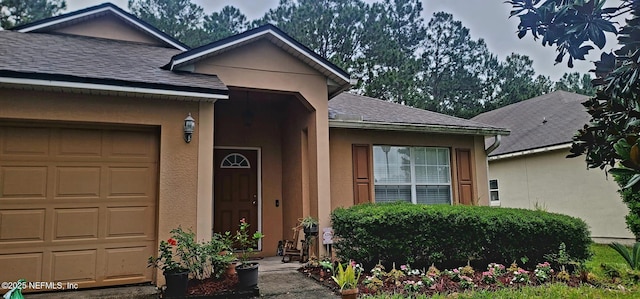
[472,90,635,244]
[0,3,508,292]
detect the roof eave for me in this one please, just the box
[329,120,510,136]
[489,143,572,161]
[12,4,189,51]
[169,25,351,86]
[0,76,228,102]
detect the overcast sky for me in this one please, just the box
[66,0,620,81]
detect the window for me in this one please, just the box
[373,146,451,204]
[489,179,500,206]
[220,153,250,168]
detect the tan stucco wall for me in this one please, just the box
[51,15,166,46]
[329,128,490,208]
[489,149,634,242]
[195,39,332,253]
[0,88,210,283]
[196,102,214,241]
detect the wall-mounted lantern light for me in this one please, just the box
[184,113,195,143]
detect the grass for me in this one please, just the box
[360,243,640,299]
[587,244,630,280]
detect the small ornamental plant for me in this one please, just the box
[403,280,423,293]
[534,262,554,283]
[363,275,384,292]
[148,238,187,274]
[511,268,530,284]
[487,263,506,277]
[421,274,435,287]
[235,218,264,267]
[481,270,497,284]
[459,275,475,289]
[332,262,361,291]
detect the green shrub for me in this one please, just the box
[614,173,640,240]
[331,203,591,269]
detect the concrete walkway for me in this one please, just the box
[256,256,339,298]
[22,257,336,298]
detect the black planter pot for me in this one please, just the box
[303,224,318,236]
[164,270,189,298]
[236,262,259,289]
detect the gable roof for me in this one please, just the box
[0,31,227,100]
[166,24,352,97]
[11,2,189,51]
[329,93,509,136]
[471,90,590,157]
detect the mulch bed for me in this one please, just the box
[176,274,258,299]
[298,266,586,297]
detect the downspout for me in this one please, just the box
[486,135,501,155]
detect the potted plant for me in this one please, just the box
[148,238,189,298]
[332,262,361,299]
[299,216,319,236]
[235,218,264,289]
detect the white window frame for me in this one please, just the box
[489,179,500,206]
[373,146,453,205]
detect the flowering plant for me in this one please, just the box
[235,218,264,267]
[481,271,497,284]
[534,262,554,282]
[147,238,187,274]
[511,268,530,284]
[487,263,506,276]
[403,280,423,292]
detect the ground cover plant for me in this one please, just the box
[300,244,640,298]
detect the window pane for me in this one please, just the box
[375,185,411,203]
[437,148,449,165]
[426,148,438,165]
[490,191,499,201]
[414,147,426,165]
[416,185,450,205]
[489,179,498,190]
[373,146,411,184]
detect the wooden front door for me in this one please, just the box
[214,149,258,239]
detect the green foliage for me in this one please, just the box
[554,72,596,96]
[128,0,208,47]
[609,242,640,270]
[0,0,66,29]
[234,218,264,266]
[331,203,592,268]
[332,262,361,290]
[203,6,249,42]
[169,227,234,280]
[614,173,640,239]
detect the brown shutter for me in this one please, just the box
[352,144,371,205]
[456,148,474,205]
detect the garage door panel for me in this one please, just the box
[55,167,101,198]
[0,127,50,158]
[0,253,43,283]
[51,250,97,282]
[0,166,47,199]
[0,124,158,292]
[104,246,153,281]
[108,167,153,197]
[0,209,45,242]
[56,129,103,158]
[108,130,157,161]
[54,208,99,240]
[106,206,153,238]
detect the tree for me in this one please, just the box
[0,0,66,29]
[203,5,249,42]
[485,53,553,111]
[507,0,640,237]
[357,0,426,105]
[128,0,208,47]
[554,72,596,96]
[418,12,498,118]
[256,0,367,71]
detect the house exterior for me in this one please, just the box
[0,3,508,292]
[472,90,635,244]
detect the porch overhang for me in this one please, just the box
[329,119,511,136]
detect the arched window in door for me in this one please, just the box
[220,153,251,168]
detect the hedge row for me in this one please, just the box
[331,203,591,269]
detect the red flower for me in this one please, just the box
[167,238,177,246]
[240,218,246,224]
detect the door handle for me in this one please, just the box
[252,200,257,206]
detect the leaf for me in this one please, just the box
[624,174,640,190]
[609,242,634,269]
[608,167,638,177]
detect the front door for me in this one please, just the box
[214,149,259,241]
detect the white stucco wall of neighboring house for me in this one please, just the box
[488,147,635,244]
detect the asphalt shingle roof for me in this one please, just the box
[471,90,590,156]
[0,31,227,95]
[329,92,507,134]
